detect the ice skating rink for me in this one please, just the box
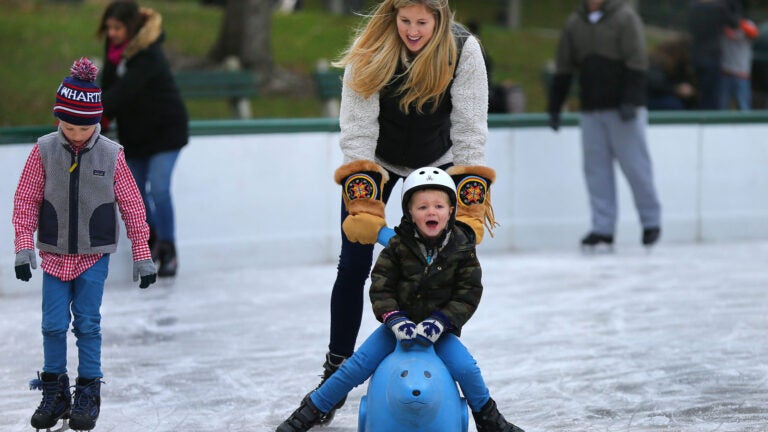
[1,240,767,432]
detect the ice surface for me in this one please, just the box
[1,240,767,431]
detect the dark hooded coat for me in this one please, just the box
[369,220,481,337]
[101,7,188,159]
[548,0,648,113]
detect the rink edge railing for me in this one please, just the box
[2,111,768,144]
[2,110,768,288]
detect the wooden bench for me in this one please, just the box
[314,68,344,117]
[174,69,258,119]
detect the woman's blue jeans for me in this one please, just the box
[328,170,401,357]
[41,255,109,379]
[127,150,180,243]
[311,324,490,413]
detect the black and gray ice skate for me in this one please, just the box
[642,227,661,247]
[276,394,325,432]
[68,378,102,431]
[580,232,614,253]
[315,352,347,424]
[473,398,525,432]
[29,372,71,431]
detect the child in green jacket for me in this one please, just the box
[276,167,523,432]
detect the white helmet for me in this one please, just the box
[401,167,457,217]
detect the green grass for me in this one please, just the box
[0,0,572,126]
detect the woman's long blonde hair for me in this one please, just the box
[333,0,457,114]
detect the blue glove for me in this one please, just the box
[14,249,37,282]
[133,259,157,289]
[385,311,417,345]
[415,314,449,346]
[377,226,396,246]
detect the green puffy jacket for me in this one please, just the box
[370,221,482,337]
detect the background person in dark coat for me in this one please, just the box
[646,36,697,110]
[751,20,768,108]
[98,0,188,277]
[547,0,662,249]
[687,0,740,110]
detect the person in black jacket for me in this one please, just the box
[98,0,188,277]
[647,36,697,110]
[687,0,740,109]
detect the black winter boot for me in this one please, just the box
[642,227,661,246]
[473,398,525,432]
[157,241,178,277]
[29,372,70,430]
[316,352,347,424]
[69,377,102,431]
[275,394,325,432]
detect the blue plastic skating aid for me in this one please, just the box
[358,342,468,432]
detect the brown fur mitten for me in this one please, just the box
[334,160,389,244]
[446,165,499,244]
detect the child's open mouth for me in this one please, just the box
[426,221,439,228]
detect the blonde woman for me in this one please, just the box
[313,0,498,427]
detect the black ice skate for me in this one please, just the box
[315,352,347,424]
[472,398,525,432]
[156,241,178,277]
[29,372,71,431]
[68,378,102,431]
[276,394,325,432]
[580,232,614,253]
[642,227,661,247]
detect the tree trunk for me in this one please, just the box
[324,0,365,15]
[505,0,521,29]
[208,0,273,77]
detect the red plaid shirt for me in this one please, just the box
[13,142,152,281]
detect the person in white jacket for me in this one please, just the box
[314,0,498,424]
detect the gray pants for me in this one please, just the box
[580,108,661,235]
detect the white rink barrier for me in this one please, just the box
[1,113,767,292]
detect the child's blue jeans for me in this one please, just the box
[41,254,109,379]
[310,324,491,413]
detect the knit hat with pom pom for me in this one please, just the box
[53,57,103,126]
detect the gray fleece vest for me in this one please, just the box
[36,129,122,254]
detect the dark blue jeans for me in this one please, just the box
[720,74,751,110]
[126,150,180,243]
[694,59,723,110]
[329,169,402,357]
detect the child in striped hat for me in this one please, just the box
[53,57,104,126]
[13,57,157,431]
